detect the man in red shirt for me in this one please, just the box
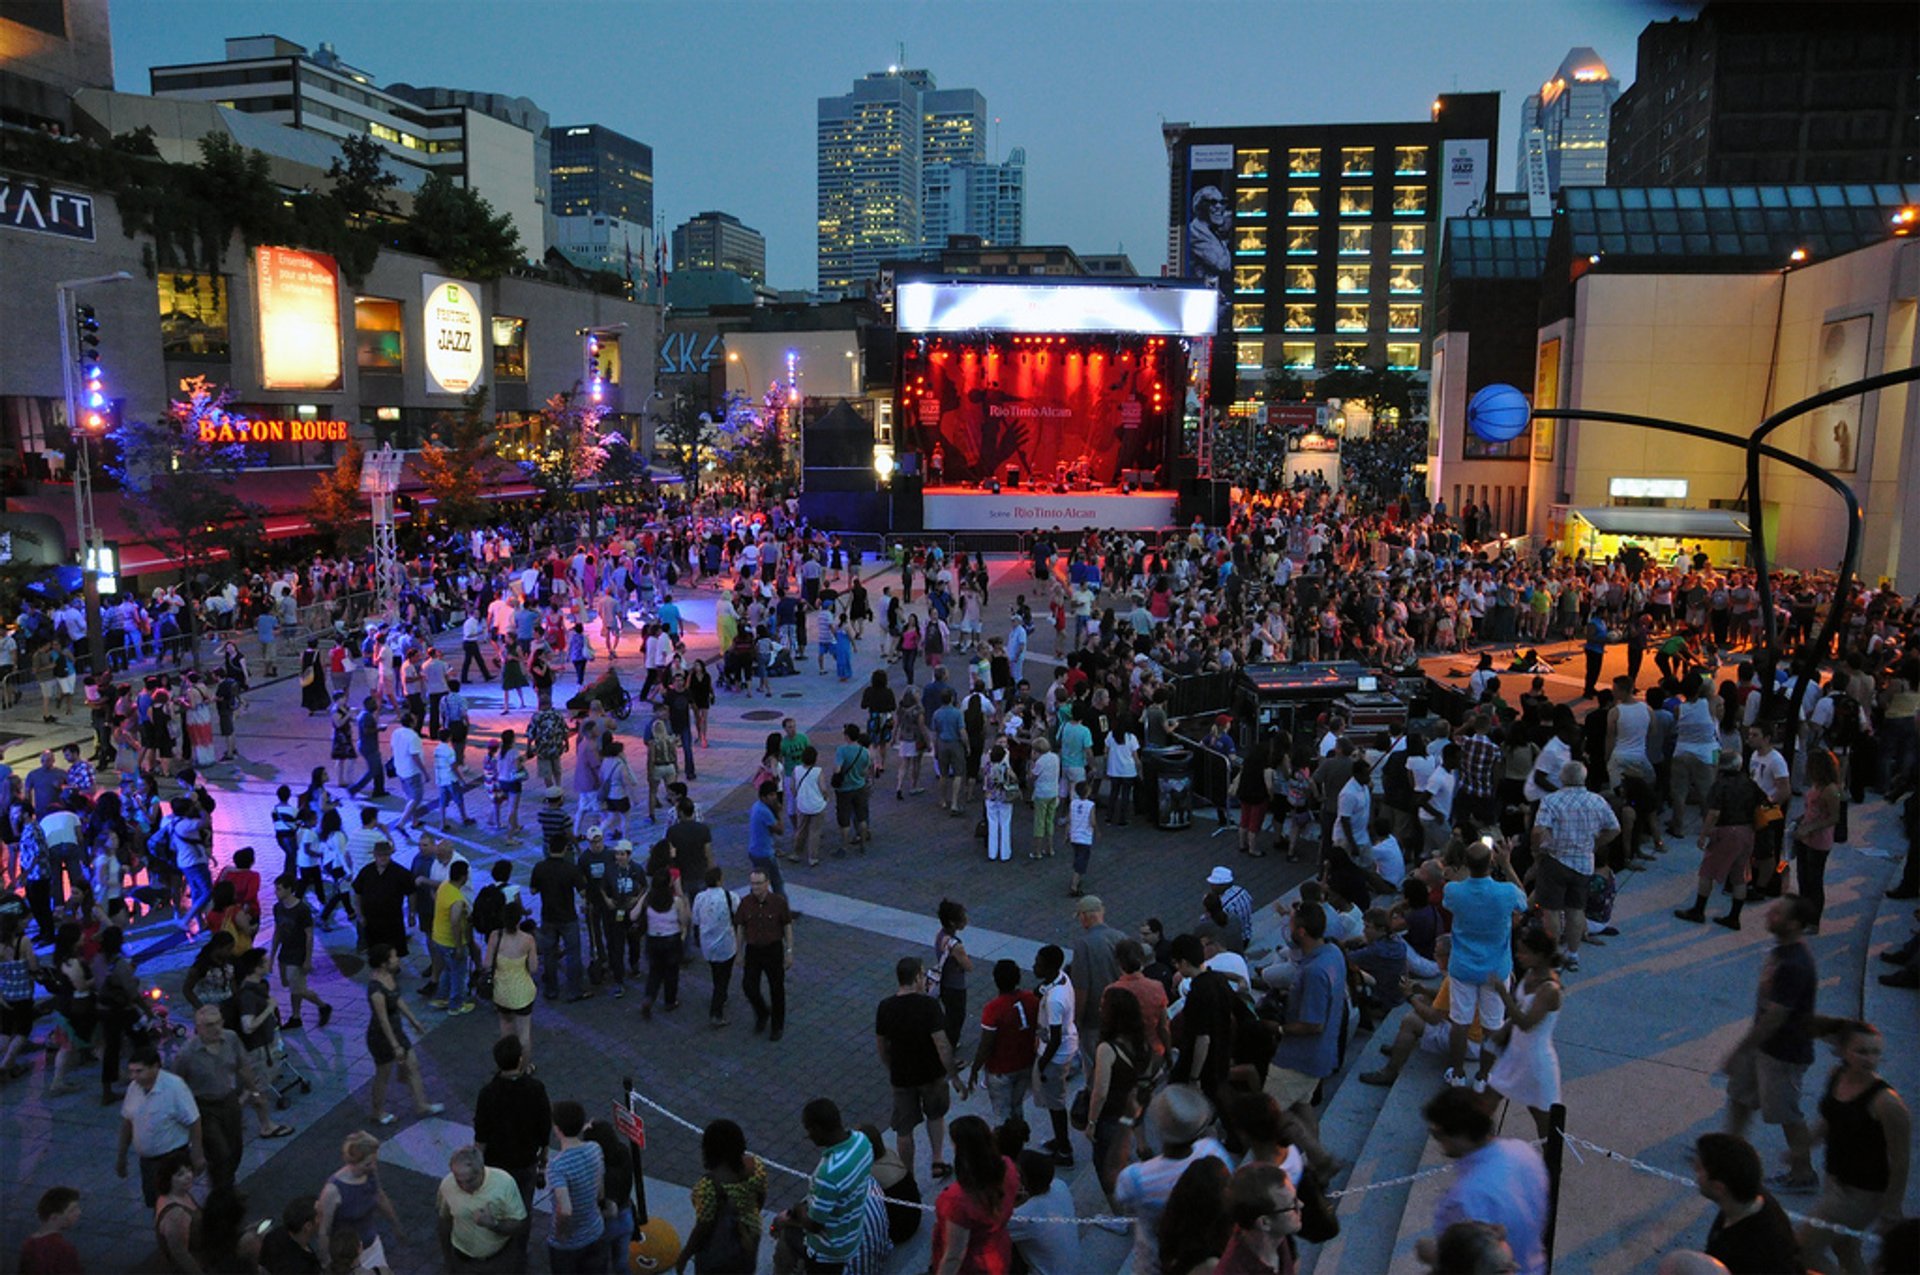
[17,1187,83,1275]
[968,958,1039,1126]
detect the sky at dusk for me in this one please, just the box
[109,0,1701,290]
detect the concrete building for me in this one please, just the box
[1515,47,1617,195]
[0,0,113,130]
[1608,2,1918,187]
[671,210,766,284]
[1164,92,1500,397]
[551,213,650,283]
[548,122,654,230]
[147,35,548,257]
[1081,252,1141,277]
[923,149,1025,248]
[817,69,926,294]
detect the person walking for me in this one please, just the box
[115,1047,206,1208]
[982,742,1018,863]
[928,1114,1019,1275]
[483,902,539,1068]
[364,942,443,1126]
[1721,897,1821,1194]
[833,724,874,855]
[344,696,387,799]
[472,1035,551,1217]
[637,870,689,1021]
[875,956,961,1180]
[746,781,786,897]
[1792,750,1843,933]
[1797,1020,1910,1274]
[733,868,793,1041]
[172,1003,289,1188]
[1676,751,1765,928]
[790,746,829,869]
[690,866,737,1028]
[1418,1088,1550,1275]
[316,1132,401,1274]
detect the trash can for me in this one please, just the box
[1141,746,1194,830]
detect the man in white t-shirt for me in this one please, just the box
[1031,944,1078,1166]
[1336,760,1373,856]
[1746,725,1791,885]
[1419,744,1460,854]
[389,713,427,835]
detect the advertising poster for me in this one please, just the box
[1806,315,1870,474]
[422,274,486,396]
[255,246,342,391]
[1439,138,1489,224]
[1532,337,1559,461]
[1184,142,1235,405]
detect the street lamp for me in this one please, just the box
[58,270,132,673]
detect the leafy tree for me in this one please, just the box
[326,133,400,227]
[416,387,499,528]
[109,126,161,158]
[399,172,524,279]
[709,391,787,493]
[1265,363,1309,402]
[1316,363,1418,428]
[192,134,286,245]
[306,436,367,552]
[520,392,610,511]
[104,377,263,659]
[657,391,713,491]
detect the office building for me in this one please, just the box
[1081,252,1141,277]
[549,122,654,228]
[1163,92,1500,392]
[923,149,1026,247]
[148,36,547,256]
[672,210,767,283]
[1515,47,1617,195]
[818,69,925,293]
[552,213,651,283]
[922,84,986,167]
[1608,2,1918,186]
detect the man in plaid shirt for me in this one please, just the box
[1530,760,1620,970]
[1454,717,1504,832]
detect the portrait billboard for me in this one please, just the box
[422,274,486,396]
[1806,315,1870,474]
[1184,142,1236,406]
[255,247,342,391]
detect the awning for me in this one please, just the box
[1569,506,1750,539]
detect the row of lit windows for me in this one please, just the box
[1231,186,1429,218]
[1231,146,1429,179]
[1235,264,1425,294]
[1236,339,1421,371]
[1232,302,1423,333]
[1233,224,1427,257]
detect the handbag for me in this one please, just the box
[1754,802,1785,829]
[1068,1087,1091,1132]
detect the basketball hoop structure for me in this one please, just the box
[360,444,407,620]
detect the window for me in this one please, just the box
[1335,304,1369,332]
[1339,225,1372,255]
[1283,304,1316,332]
[1282,342,1316,370]
[1339,187,1373,216]
[1386,342,1420,369]
[1341,147,1374,176]
[1288,147,1320,176]
[1394,145,1429,175]
[1393,186,1428,216]
[1335,264,1371,294]
[1389,265,1423,294]
[1286,227,1318,255]
[1334,344,1368,366]
[1285,265,1316,293]
[1236,148,1269,178]
[1234,265,1267,293]
[1392,225,1427,255]
[1234,225,1268,255]
[1232,304,1264,332]
[491,315,527,380]
[1388,303,1422,332]
[157,272,230,358]
[1235,339,1265,370]
[1288,188,1318,217]
[354,297,403,371]
[1235,186,1269,217]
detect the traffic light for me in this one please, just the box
[75,304,107,431]
[585,334,604,402]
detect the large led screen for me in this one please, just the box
[255,247,342,391]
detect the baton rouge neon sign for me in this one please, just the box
[197,416,351,444]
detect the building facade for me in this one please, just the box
[923,149,1026,248]
[1608,2,1918,187]
[548,122,654,228]
[671,210,767,283]
[1,0,113,130]
[1515,47,1617,195]
[1163,92,1500,396]
[818,70,925,294]
[551,213,651,283]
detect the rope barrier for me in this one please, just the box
[626,1086,1880,1241]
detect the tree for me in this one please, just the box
[326,134,400,227]
[708,390,786,493]
[656,391,713,491]
[520,392,611,511]
[416,387,499,529]
[1265,363,1309,403]
[306,437,367,553]
[104,377,264,658]
[1316,363,1418,430]
[399,172,523,280]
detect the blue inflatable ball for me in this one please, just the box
[1468,383,1531,443]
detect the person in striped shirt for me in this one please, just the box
[775,1098,874,1273]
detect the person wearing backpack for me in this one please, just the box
[982,743,1019,863]
[678,1118,765,1274]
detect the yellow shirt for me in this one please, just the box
[431,880,467,949]
[437,1164,526,1260]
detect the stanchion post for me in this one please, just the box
[1544,1101,1567,1275]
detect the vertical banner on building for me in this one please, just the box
[1523,130,1552,217]
[255,246,343,391]
[1439,138,1489,225]
[421,274,486,396]
[1183,142,1236,406]
[1532,338,1560,461]
[1806,315,1870,474]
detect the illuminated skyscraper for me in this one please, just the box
[1515,48,1617,194]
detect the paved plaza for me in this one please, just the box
[0,554,1913,1274]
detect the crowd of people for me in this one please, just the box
[2,431,1917,1274]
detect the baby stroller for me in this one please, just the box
[240,998,311,1109]
[567,668,633,721]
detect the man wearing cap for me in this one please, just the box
[353,838,411,957]
[1206,867,1255,948]
[1114,1085,1231,1275]
[601,837,642,999]
[1069,896,1125,1048]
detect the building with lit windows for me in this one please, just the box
[1163,92,1499,397]
[672,210,767,284]
[548,122,654,226]
[923,149,1026,248]
[148,35,548,256]
[1515,48,1617,195]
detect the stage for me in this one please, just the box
[922,485,1179,531]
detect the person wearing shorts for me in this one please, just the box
[1440,843,1527,1089]
[1722,897,1820,1189]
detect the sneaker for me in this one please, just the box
[1562,954,1580,972]
[422,1102,446,1117]
[428,998,450,1009]
[1470,1075,1489,1094]
[450,1002,476,1015]
[1442,1068,1468,1089]
[612,985,626,999]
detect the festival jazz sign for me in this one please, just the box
[422,274,486,396]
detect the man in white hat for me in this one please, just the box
[1206,866,1255,948]
[1113,1085,1231,1274]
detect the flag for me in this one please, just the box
[623,231,634,293]
[655,238,666,290]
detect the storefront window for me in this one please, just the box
[1388,303,1422,332]
[1236,148,1269,178]
[1235,186,1268,217]
[1386,342,1420,370]
[1339,187,1373,217]
[1282,342,1316,370]
[354,297,403,371]
[1335,264,1371,294]
[1394,146,1429,175]
[1283,304,1315,332]
[1232,304,1264,332]
[492,316,527,380]
[1389,265,1424,294]
[1287,188,1318,217]
[1392,225,1427,255]
[1393,186,1428,216]
[1235,224,1267,255]
[1338,225,1372,255]
[1288,148,1320,176]
[1341,147,1374,176]
[158,273,230,359]
[1335,304,1369,333]
[1234,265,1266,294]
[1284,265,1316,294]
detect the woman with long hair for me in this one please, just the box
[1794,749,1843,933]
[894,688,930,800]
[484,902,539,1066]
[1235,738,1273,859]
[299,639,331,714]
[1481,928,1565,1143]
[687,659,715,747]
[790,746,829,868]
[328,693,357,784]
[638,870,689,1020]
[933,900,972,1050]
[862,669,897,777]
[681,1119,767,1274]
[1798,1020,1911,1273]
[1085,986,1148,1202]
[1157,1156,1233,1275]
[900,614,923,686]
[601,738,640,841]
[930,1114,1018,1275]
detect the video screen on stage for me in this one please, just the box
[899,334,1181,489]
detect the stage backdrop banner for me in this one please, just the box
[924,490,1178,531]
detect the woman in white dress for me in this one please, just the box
[1481,928,1564,1141]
